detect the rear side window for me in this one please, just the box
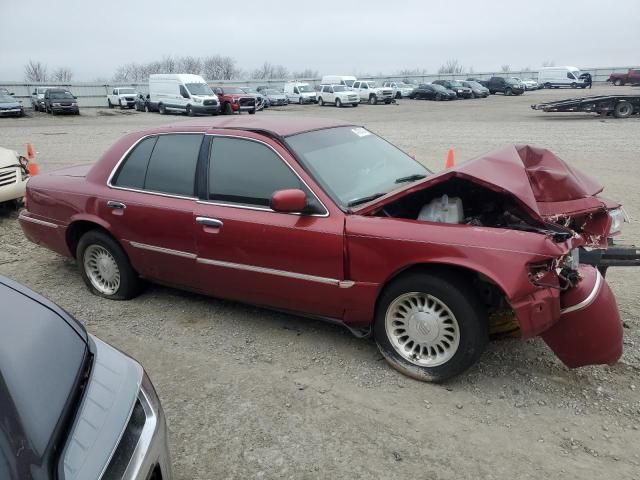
[209,137,302,207]
[145,134,202,196]
[112,136,157,189]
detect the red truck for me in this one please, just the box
[212,86,256,115]
[607,68,640,86]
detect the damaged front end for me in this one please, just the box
[358,144,630,369]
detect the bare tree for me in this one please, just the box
[24,60,48,82]
[500,64,511,73]
[542,60,556,67]
[251,62,289,80]
[178,56,202,75]
[159,56,177,73]
[202,55,239,80]
[521,66,532,72]
[438,59,463,74]
[52,67,73,83]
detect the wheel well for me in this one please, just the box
[66,221,112,257]
[376,263,509,317]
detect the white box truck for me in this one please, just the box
[149,74,220,115]
[538,67,587,89]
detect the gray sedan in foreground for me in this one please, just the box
[0,276,172,480]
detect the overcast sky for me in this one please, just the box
[1,0,638,81]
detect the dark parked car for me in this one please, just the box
[0,276,172,479]
[18,117,629,382]
[0,93,24,117]
[486,77,525,96]
[409,83,457,101]
[461,81,489,98]
[432,80,473,99]
[44,88,79,115]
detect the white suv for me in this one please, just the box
[352,80,394,105]
[317,84,360,107]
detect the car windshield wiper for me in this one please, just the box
[347,192,386,207]
[394,173,427,184]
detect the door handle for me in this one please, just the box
[107,200,126,210]
[196,217,223,228]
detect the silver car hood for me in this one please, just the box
[62,335,143,480]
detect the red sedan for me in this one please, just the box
[19,116,627,381]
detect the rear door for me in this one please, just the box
[193,133,346,318]
[103,133,203,290]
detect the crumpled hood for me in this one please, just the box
[357,144,618,220]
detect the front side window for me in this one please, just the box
[113,134,202,196]
[208,137,303,207]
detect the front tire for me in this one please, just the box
[369,95,377,105]
[186,105,194,116]
[374,271,488,382]
[158,103,166,115]
[318,97,324,106]
[224,102,233,115]
[614,79,623,86]
[335,98,342,108]
[77,230,141,300]
[504,87,512,96]
[108,99,113,109]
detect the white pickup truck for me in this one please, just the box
[352,80,395,105]
[107,87,138,109]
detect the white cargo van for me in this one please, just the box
[538,67,587,89]
[320,75,357,89]
[149,74,220,115]
[284,81,317,104]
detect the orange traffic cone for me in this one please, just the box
[445,148,455,169]
[26,143,39,176]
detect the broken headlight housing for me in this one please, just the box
[608,208,626,236]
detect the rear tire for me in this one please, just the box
[374,271,488,383]
[298,97,303,105]
[352,103,358,107]
[77,230,141,300]
[544,83,551,89]
[108,99,113,109]
[249,108,256,115]
[224,102,233,115]
[395,91,402,99]
[613,101,632,119]
[614,79,624,86]
[570,82,577,89]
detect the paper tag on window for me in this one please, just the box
[351,127,371,137]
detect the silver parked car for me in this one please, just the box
[31,86,53,111]
[0,276,172,480]
[261,88,289,106]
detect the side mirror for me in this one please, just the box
[270,189,307,213]
[73,96,77,99]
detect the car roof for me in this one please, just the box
[171,116,356,137]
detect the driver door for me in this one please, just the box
[194,134,346,319]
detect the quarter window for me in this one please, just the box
[208,137,303,207]
[145,134,202,196]
[112,136,157,189]
[113,134,202,196]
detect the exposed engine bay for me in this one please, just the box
[374,177,575,241]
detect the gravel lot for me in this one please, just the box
[1,84,639,480]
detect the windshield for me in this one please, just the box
[0,94,15,102]
[449,81,463,87]
[365,82,377,88]
[332,85,346,92]
[223,87,245,94]
[465,81,481,88]
[505,79,519,85]
[265,89,280,95]
[50,91,74,100]
[186,83,214,95]
[431,84,447,92]
[0,285,87,463]
[298,85,313,93]
[119,88,135,94]
[241,87,257,93]
[287,126,430,208]
[344,80,355,87]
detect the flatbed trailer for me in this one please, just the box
[531,95,640,118]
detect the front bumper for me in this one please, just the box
[192,104,220,114]
[50,105,79,113]
[541,266,623,368]
[0,108,23,116]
